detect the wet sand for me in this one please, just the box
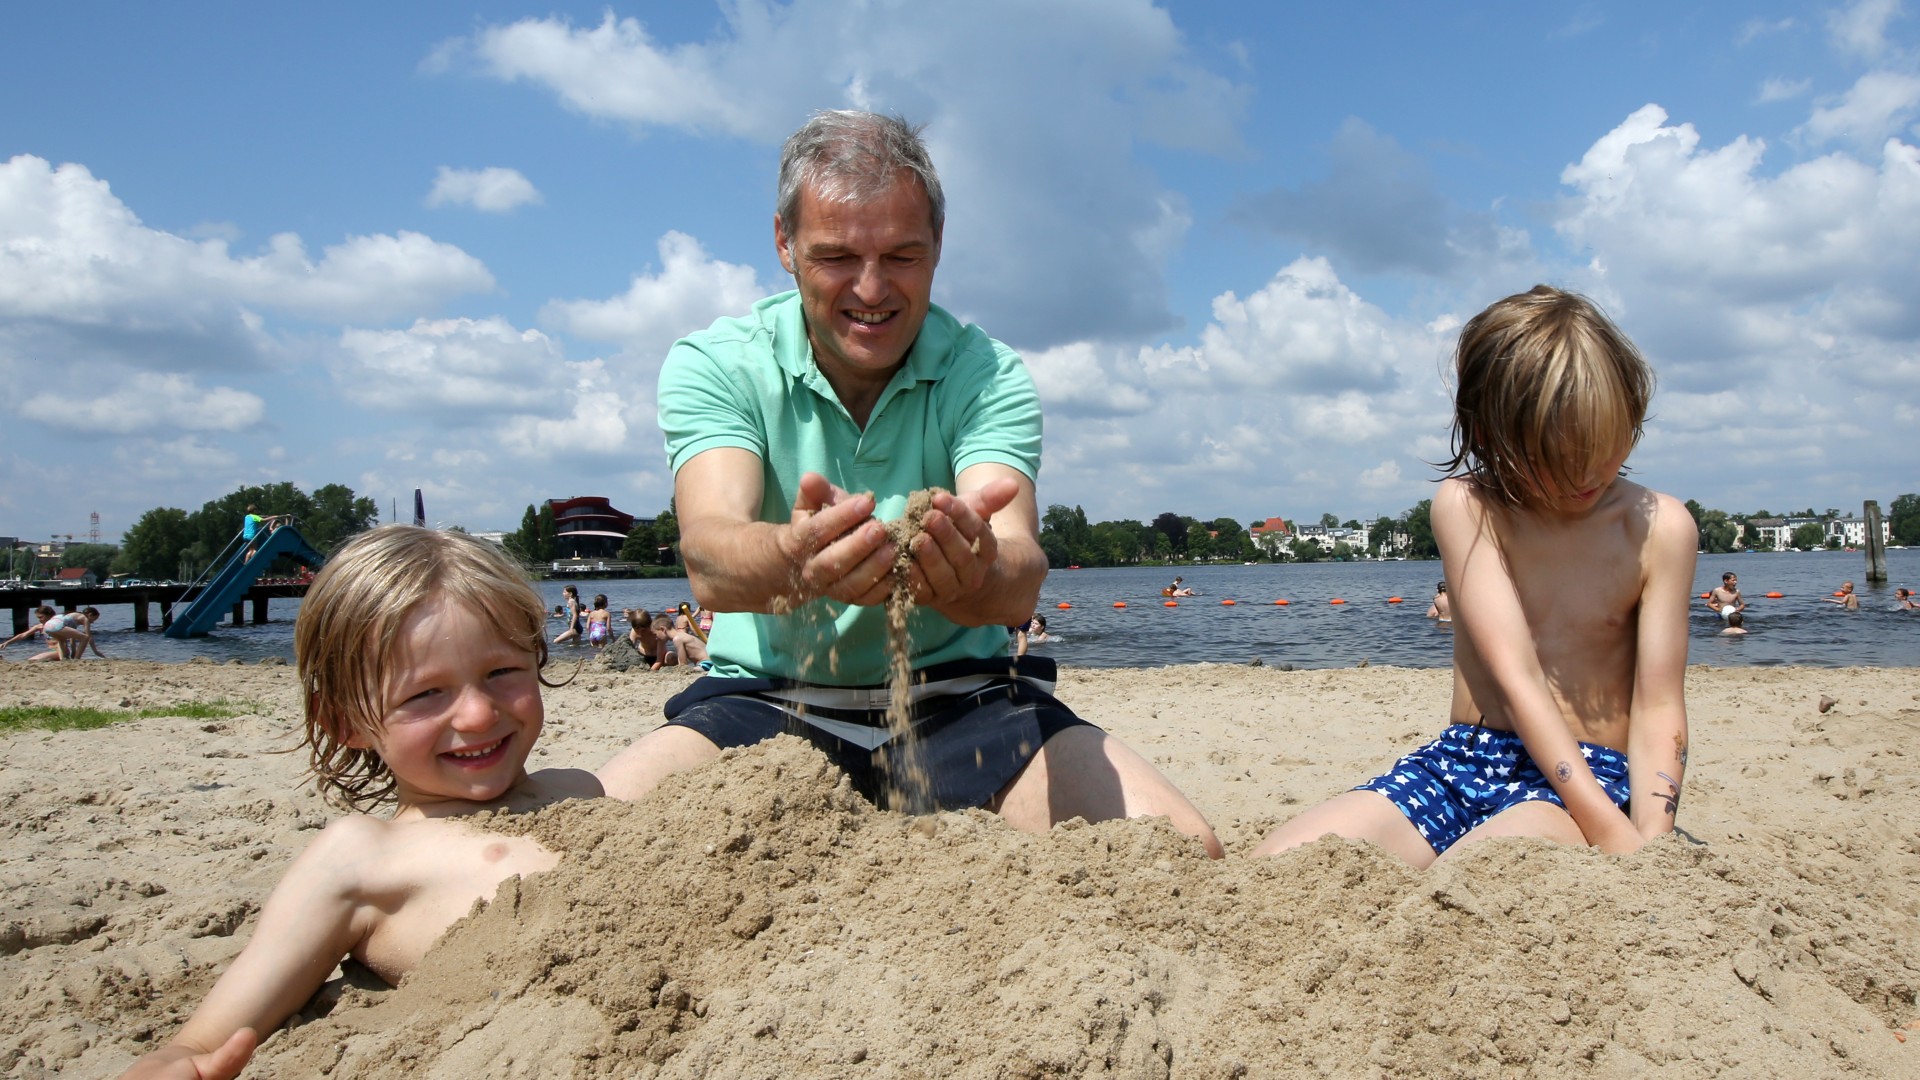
[2,659,1916,1077]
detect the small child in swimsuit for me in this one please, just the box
[117,526,603,1079]
[1254,285,1694,866]
[552,585,584,645]
[585,594,613,646]
[0,606,65,662]
[1720,611,1748,635]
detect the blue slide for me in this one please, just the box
[164,524,327,638]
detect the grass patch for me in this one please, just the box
[0,699,255,734]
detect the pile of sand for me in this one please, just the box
[2,661,1915,1077]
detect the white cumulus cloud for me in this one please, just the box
[427,166,543,212]
[21,373,265,436]
[541,231,767,361]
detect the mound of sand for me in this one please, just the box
[2,661,1916,1077]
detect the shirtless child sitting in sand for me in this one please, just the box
[1253,285,1694,866]
[121,526,602,1079]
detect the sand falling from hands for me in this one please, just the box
[879,488,941,813]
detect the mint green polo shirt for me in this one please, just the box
[658,291,1042,685]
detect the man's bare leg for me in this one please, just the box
[992,725,1224,858]
[598,726,723,800]
[1434,800,1584,863]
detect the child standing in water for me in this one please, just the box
[120,526,602,1079]
[1254,285,1694,865]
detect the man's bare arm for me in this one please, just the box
[1434,480,1642,854]
[1626,495,1697,840]
[675,449,896,612]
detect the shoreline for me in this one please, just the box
[4,660,1916,1076]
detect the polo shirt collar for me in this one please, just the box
[772,291,960,401]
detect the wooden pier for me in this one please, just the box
[5,582,309,636]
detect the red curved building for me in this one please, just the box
[547,496,635,559]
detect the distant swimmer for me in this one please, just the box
[1705,571,1745,622]
[1425,580,1452,623]
[1897,588,1917,611]
[1823,581,1860,611]
[1164,575,1196,597]
[1720,611,1748,635]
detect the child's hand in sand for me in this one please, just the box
[120,1028,256,1080]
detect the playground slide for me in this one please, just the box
[164,525,327,638]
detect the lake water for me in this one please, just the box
[41,548,1920,670]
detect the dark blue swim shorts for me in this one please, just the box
[1354,724,1631,855]
[661,656,1092,814]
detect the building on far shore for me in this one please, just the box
[547,496,636,560]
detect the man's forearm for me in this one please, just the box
[927,540,1045,627]
[680,521,807,614]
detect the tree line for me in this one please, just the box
[1037,501,1440,568]
[1684,495,1920,552]
[499,504,681,566]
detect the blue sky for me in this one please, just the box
[4,1,1917,544]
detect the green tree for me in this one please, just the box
[1791,522,1825,551]
[1040,504,1093,568]
[1330,540,1355,561]
[1289,537,1325,563]
[1150,512,1187,556]
[536,503,559,560]
[1889,493,1920,546]
[1402,500,1437,559]
[113,507,195,579]
[61,543,118,581]
[504,505,541,562]
[306,483,378,552]
[1698,509,1736,554]
[1319,512,1340,529]
[1367,516,1397,557]
[619,519,661,564]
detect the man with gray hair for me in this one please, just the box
[601,110,1219,856]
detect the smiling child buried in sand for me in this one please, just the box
[120,526,603,1079]
[1254,286,1696,867]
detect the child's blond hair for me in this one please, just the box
[1442,285,1653,509]
[295,525,548,810]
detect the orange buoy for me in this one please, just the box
[1699,592,1710,599]
[1765,591,1783,598]
[1832,591,1846,597]
[1330,598,1346,605]
[1387,596,1403,603]
[1221,599,1237,606]
[1164,600,1179,607]
[1056,602,1072,609]
[1274,599,1290,606]
[1113,601,1127,608]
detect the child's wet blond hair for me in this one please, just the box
[295,525,548,810]
[1441,285,1653,509]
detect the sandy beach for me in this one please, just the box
[2,658,1916,1078]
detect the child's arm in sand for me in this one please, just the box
[1434,480,1643,854]
[1624,500,1696,841]
[119,819,377,1080]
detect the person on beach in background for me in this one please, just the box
[599,110,1219,856]
[56,606,106,658]
[241,505,266,563]
[1824,581,1860,611]
[585,593,613,646]
[1720,611,1748,636]
[1706,571,1744,623]
[1253,285,1694,866]
[656,613,710,669]
[118,525,601,1080]
[1,605,66,662]
[624,608,665,668]
[552,584,583,645]
[1426,581,1452,623]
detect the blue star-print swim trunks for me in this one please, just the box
[1354,724,1631,855]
